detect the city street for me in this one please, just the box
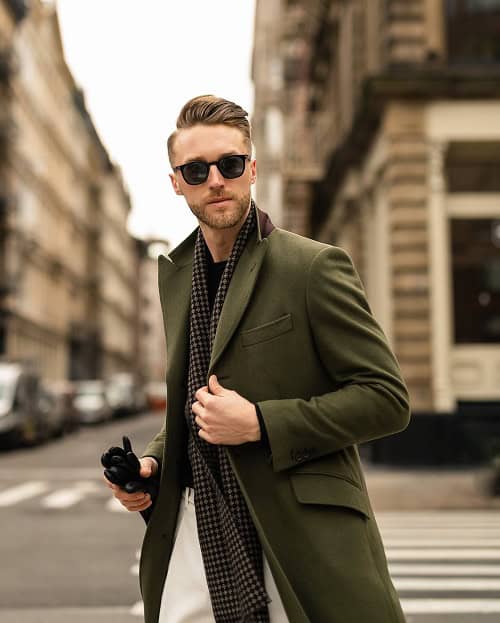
[1,411,500,622]
[0,411,163,623]
[378,510,500,623]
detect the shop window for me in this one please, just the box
[451,218,500,343]
[446,0,500,64]
[446,142,500,192]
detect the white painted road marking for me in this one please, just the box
[130,600,144,616]
[107,496,128,512]
[395,577,500,591]
[389,563,500,576]
[41,481,100,509]
[387,548,500,560]
[0,481,49,506]
[382,528,500,537]
[401,598,500,614]
[380,510,500,615]
[384,538,500,547]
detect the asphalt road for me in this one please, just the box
[1,410,499,622]
[0,410,164,623]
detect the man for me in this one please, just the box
[105,95,410,623]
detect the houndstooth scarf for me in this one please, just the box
[184,201,270,623]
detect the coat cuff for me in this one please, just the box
[254,403,270,447]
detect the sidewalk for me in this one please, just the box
[362,463,500,511]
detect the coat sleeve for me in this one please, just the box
[257,245,410,472]
[141,422,166,470]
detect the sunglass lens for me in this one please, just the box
[219,156,245,179]
[183,162,209,185]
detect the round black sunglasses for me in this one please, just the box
[174,154,250,185]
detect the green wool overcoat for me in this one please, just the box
[139,209,410,623]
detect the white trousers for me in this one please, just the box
[158,488,289,623]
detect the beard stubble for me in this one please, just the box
[188,191,251,230]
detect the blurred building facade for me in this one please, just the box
[135,238,170,385]
[0,0,150,382]
[253,0,500,464]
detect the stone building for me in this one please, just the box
[136,238,170,385]
[0,0,139,381]
[253,0,500,464]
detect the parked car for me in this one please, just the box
[39,380,80,438]
[106,373,136,417]
[0,361,48,447]
[106,373,147,417]
[145,381,167,412]
[74,380,113,425]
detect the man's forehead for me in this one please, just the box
[174,124,247,162]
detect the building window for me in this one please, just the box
[451,218,500,343]
[446,0,500,64]
[445,142,500,192]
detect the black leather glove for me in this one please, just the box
[101,435,159,524]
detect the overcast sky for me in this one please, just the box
[55,0,256,248]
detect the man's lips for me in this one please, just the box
[207,197,232,204]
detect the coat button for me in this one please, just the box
[291,449,306,463]
[291,448,315,463]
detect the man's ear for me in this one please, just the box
[250,159,257,185]
[169,172,183,196]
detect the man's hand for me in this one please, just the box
[103,456,158,512]
[192,375,261,445]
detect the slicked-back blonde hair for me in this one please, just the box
[167,95,252,167]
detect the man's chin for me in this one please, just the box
[204,214,241,230]
[201,202,241,229]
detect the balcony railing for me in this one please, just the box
[283,113,336,180]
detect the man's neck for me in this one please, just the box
[201,227,236,262]
[199,204,252,262]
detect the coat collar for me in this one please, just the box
[166,202,272,269]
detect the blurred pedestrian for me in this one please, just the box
[105,95,410,623]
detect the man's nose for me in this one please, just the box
[207,163,225,188]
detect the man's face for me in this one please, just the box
[169,124,256,231]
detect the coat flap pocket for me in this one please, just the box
[241,313,293,347]
[290,473,371,519]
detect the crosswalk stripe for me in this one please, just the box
[378,511,500,518]
[41,482,99,509]
[106,496,128,512]
[395,577,500,591]
[389,563,500,576]
[384,538,500,547]
[387,548,500,560]
[400,598,500,614]
[382,529,500,538]
[379,516,500,525]
[130,601,144,616]
[0,481,49,506]
[378,512,500,522]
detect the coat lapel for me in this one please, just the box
[159,209,271,383]
[157,230,195,392]
[208,227,269,375]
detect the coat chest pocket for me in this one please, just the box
[241,313,293,347]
